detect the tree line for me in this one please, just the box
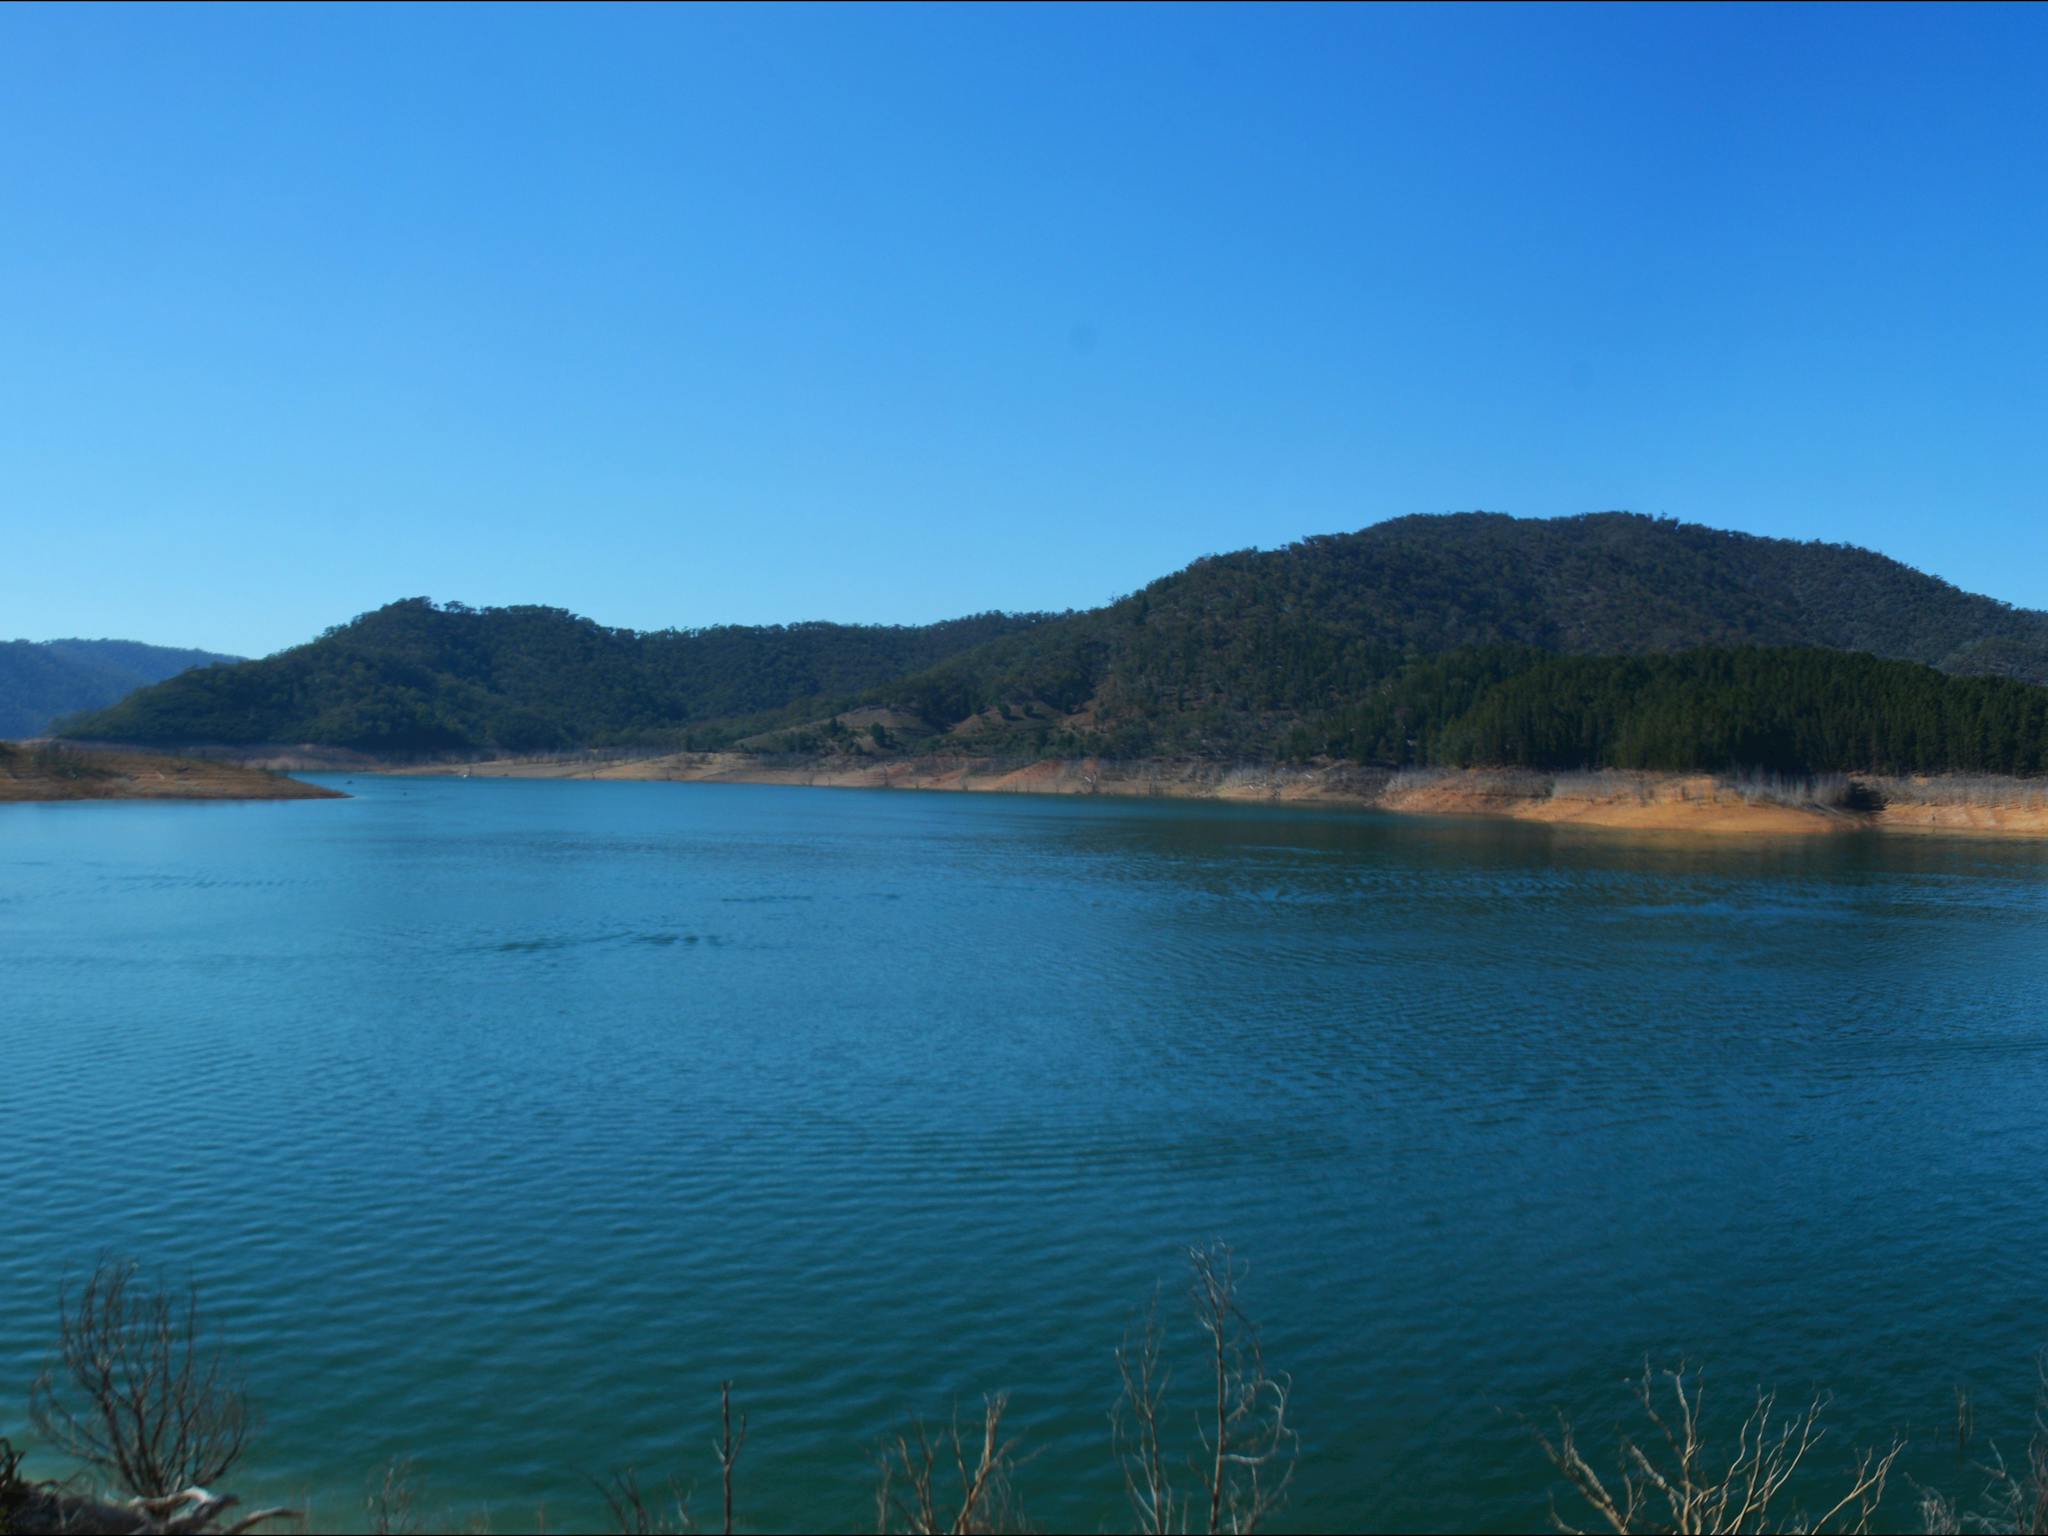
[1295,646,2048,776]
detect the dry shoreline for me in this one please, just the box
[368,750,2048,838]
[0,742,344,803]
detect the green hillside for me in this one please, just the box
[871,512,2048,756]
[0,638,239,739]
[60,512,2048,772]
[62,599,1048,753]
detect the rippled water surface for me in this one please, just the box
[5,778,2047,1531]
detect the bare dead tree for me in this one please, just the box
[1535,1361,1905,1535]
[587,1379,744,1536]
[97,1488,296,1534]
[1188,1243,1297,1535]
[1110,1245,1297,1536]
[29,1258,252,1500]
[715,1380,747,1536]
[1113,1292,1184,1534]
[874,1393,1024,1535]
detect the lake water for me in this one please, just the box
[4,777,2047,1532]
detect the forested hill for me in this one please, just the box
[0,639,239,739]
[870,512,2048,756]
[58,513,2048,769]
[61,600,1048,753]
[1295,645,2048,777]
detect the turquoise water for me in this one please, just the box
[4,777,2046,1532]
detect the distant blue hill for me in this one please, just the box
[0,639,241,739]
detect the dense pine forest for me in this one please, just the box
[1292,646,2048,776]
[56,513,2048,775]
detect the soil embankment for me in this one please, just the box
[377,752,2048,837]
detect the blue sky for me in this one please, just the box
[2,1,2044,656]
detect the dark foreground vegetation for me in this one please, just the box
[6,1258,2046,1535]
[58,515,2048,774]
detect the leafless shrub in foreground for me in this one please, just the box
[1188,1243,1296,1535]
[1114,1293,1185,1535]
[714,1379,746,1536]
[1112,1243,1298,1535]
[1918,1361,2048,1536]
[29,1258,251,1500]
[594,1465,692,1535]
[590,1379,749,1536]
[1535,1361,1904,1534]
[368,1456,421,1535]
[873,1393,1025,1535]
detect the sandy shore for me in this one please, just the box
[373,751,2048,837]
[0,743,344,803]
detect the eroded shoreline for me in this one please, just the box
[363,751,2048,837]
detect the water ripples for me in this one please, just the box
[4,779,2047,1531]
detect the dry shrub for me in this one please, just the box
[1113,1242,1298,1535]
[1919,1360,2048,1535]
[592,1380,744,1536]
[873,1394,1025,1535]
[594,1465,692,1535]
[1536,1361,1904,1534]
[368,1456,421,1535]
[29,1259,250,1500]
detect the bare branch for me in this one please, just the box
[368,1455,420,1535]
[1535,1361,1905,1535]
[1187,1242,1297,1535]
[29,1258,251,1500]
[595,1465,692,1535]
[1113,1291,1184,1535]
[715,1380,747,1536]
[874,1394,1024,1535]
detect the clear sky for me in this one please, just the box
[2,1,2044,657]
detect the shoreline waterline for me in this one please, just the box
[358,752,2048,838]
